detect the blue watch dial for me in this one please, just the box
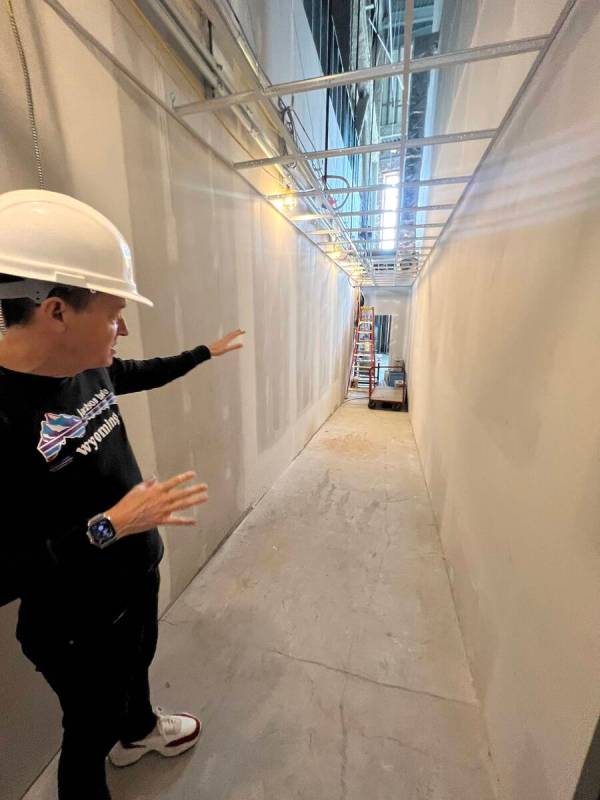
[89,516,116,547]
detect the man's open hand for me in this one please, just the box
[209,329,246,357]
[108,471,209,538]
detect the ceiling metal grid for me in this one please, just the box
[143,0,576,288]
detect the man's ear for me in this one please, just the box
[39,297,68,325]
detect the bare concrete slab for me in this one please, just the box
[24,401,497,800]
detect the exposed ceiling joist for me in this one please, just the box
[266,174,470,199]
[309,223,444,236]
[175,36,548,115]
[394,0,414,257]
[234,129,495,170]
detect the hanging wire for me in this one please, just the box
[6,0,45,190]
[279,102,351,211]
[321,174,351,211]
[2,0,47,333]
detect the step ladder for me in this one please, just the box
[348,306,375,392]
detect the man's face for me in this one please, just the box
[64,292,128,371]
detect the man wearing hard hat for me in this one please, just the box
[0,190,244,800]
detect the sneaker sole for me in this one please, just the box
[109,719,202,767]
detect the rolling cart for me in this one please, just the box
[368,361,406,411]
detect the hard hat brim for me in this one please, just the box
[0,258,154,307]
[87,283,154,308]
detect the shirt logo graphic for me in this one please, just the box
[36,390,118,462]
[38,413,87,461]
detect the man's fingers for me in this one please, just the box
[168,484,208,502]
[162,516,196,526]
[167,489,209,510]
[168,493,209,512]
[221,330,245,345]
[226,328,245,339]
[160,470,197,492]
[210,329,245,356]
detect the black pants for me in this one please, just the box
[17,569,160,800]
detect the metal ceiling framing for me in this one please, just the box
[266,174,471,200]
[232,128,496,170]
[310,223,444,236]
[176,0,559,287]
[174,35,549,115]
[126,0,564,288]
[36,0,571,289]
[311,203,455,218]
[394,0,414,271]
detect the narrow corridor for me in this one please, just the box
[27,401,496,800]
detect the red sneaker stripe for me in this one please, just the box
[165,716,201,748]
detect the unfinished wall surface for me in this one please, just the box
[0,2,354,797]
[409,3,600,799]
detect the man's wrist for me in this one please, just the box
[105,507,127,539]
[191,344,212,363]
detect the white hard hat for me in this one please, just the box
[0,190,153,307]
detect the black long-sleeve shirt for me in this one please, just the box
[0,345,211,632]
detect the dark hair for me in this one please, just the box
[0,276,94,328]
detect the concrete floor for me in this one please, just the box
[25,400,497,800]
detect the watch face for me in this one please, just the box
[90,517,116,546]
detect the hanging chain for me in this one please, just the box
[6,0,46,189]
[1,1,47,334]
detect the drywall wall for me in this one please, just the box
[409,2,600,799]
[362,287,412,363]
[0,1,354,797]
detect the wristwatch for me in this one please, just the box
[87,513,118,549]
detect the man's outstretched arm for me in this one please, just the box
[109,329,245,396]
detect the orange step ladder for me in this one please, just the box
[348,306,375,393]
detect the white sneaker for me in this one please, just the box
[109,707,202,767]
